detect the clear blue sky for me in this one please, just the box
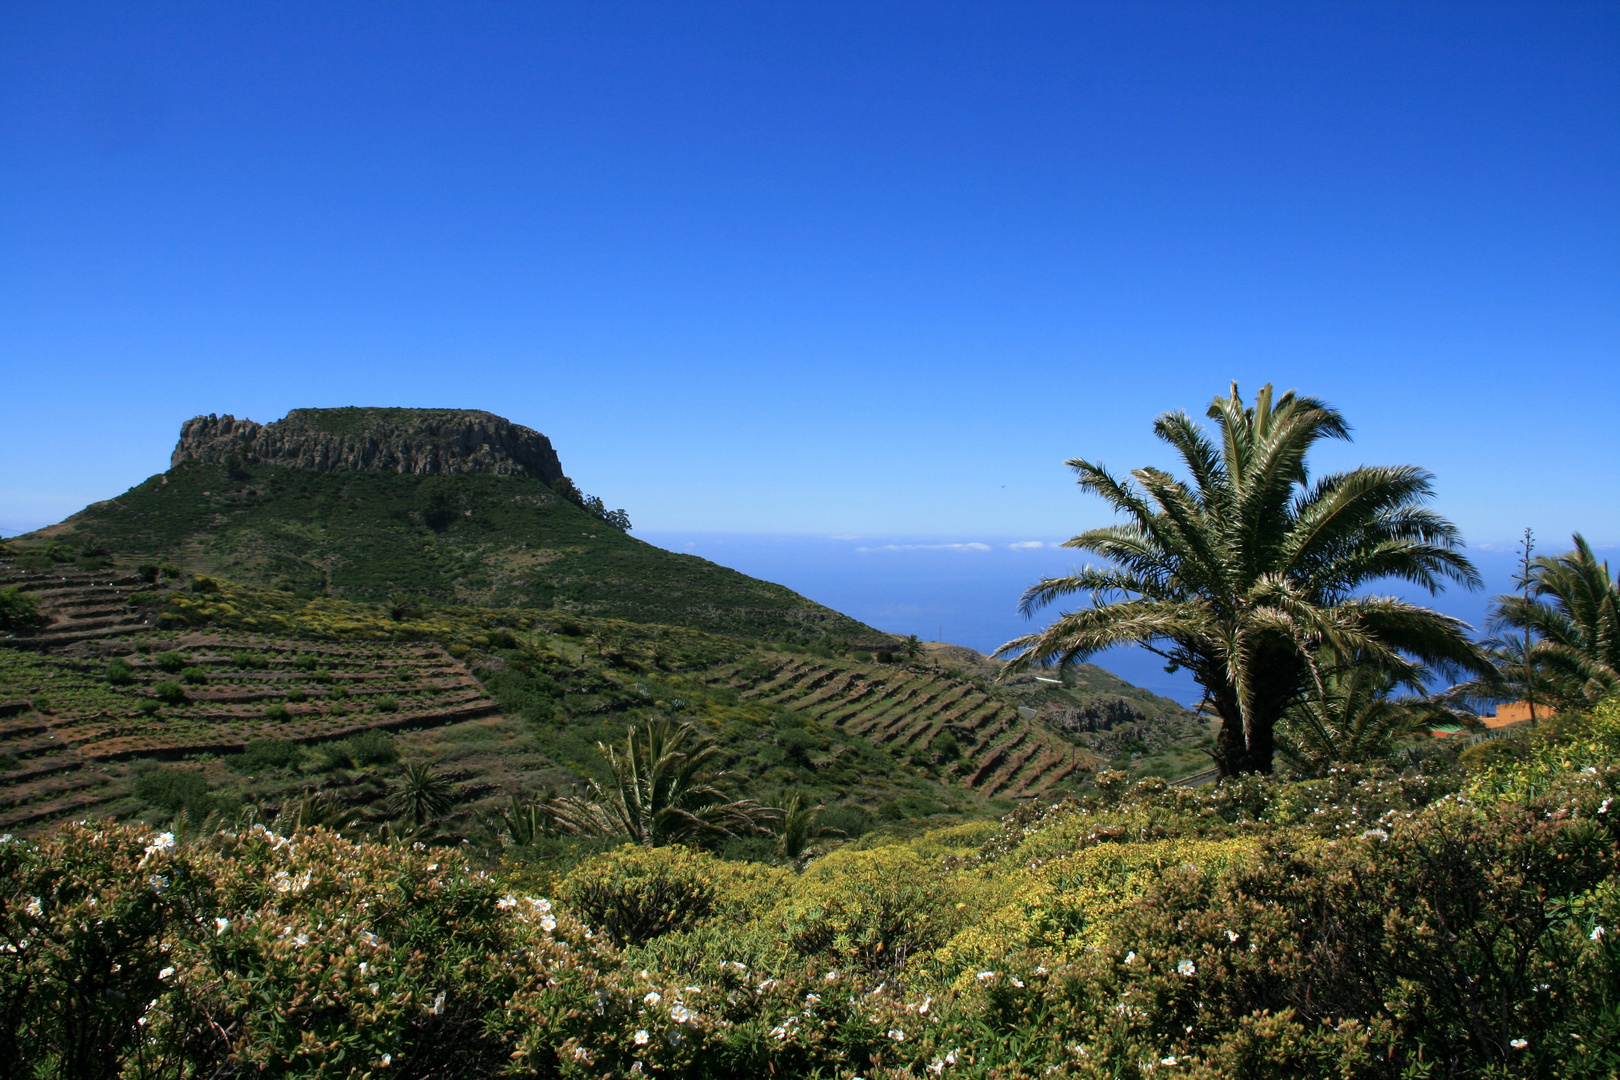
[3,4,1616,557]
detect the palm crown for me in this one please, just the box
[997,382,1486,775]
[1488,534,1620,710]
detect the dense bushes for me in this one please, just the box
[5,702,1620,1078]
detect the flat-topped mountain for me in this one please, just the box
[13,408,887,645]
[172,407,565,484]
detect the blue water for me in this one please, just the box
[638,532,1594,708]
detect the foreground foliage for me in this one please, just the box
[6,698,1620,1078]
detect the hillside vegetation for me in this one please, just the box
[19,460,884,645]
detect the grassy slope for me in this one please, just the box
[18,461,886,646]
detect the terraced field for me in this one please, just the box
[0,634,496,831]
[701,654,1101,799]
[0,563,156,653]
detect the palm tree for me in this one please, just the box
[996,383,1487,776]
[547,719,780,847]
[774,794,846,862]
[1487,534,1619,711]
[902,635,924,662]
[387,762,456,828]
[1276,660,1468,776]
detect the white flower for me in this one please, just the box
[1600,799,1612,814]
[1593,926,1607,941]
[1361,828,1389,841]
[1225,930,1240,942]
[633,1029,650,1045]
[144,832,176,858]
[380,1053,391,1066]
[214,917,230,936]
[369,982,381,995]
[1177,959,1197,977]
[804,993,821,1004]
[976,970,996,981]
[293,933,309,947]
[431,992,445,1015]
[1161,1056,1178,1066]
[1124,951,1137,964]
[497,894,518,910]
[1510,1038,1528,1049]
[644,991,661,1005]
[23,897,42,918]
[670,1004,695,1023]
[539,914,557,933]
[888,1028,906,1041]
[822,970,840,981]
[158,966,175,980]
[361,930,380,947]
[149,875,170,893]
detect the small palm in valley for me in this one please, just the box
[548,719,780,847]
[774,793,846,862]
[387,762,456,829]
[997,382,1488,775]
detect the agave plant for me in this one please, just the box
[547,719,780,847]
[997,383,1488,775]
[476,793,555,850]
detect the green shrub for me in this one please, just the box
[327,702,347,717]
[228,738,300,773]
[265,704,290,721]
[128,765,225,817]
[158,562,181,579]
[775,845,971,971]
[136,698,162,716]
[376,695,399,712]
[0,752,16,773]
[285,687,307,702]
[179,665,209,685]
[326,684,346,700]
[0,586,43,632]
[559,845,724,948]
[292,654,317,671]
[105,658,136,686]
[137,563,160,583]
[154,651,186,673]
[152,681,185,705]
[818,805,874,838]
[30,694,50,713]
[230,650,268,669]
[347,728,397,766]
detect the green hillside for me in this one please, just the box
[16,459,885,646]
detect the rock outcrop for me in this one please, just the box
[170,408,565,484]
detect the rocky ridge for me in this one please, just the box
[170,407,565,483]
